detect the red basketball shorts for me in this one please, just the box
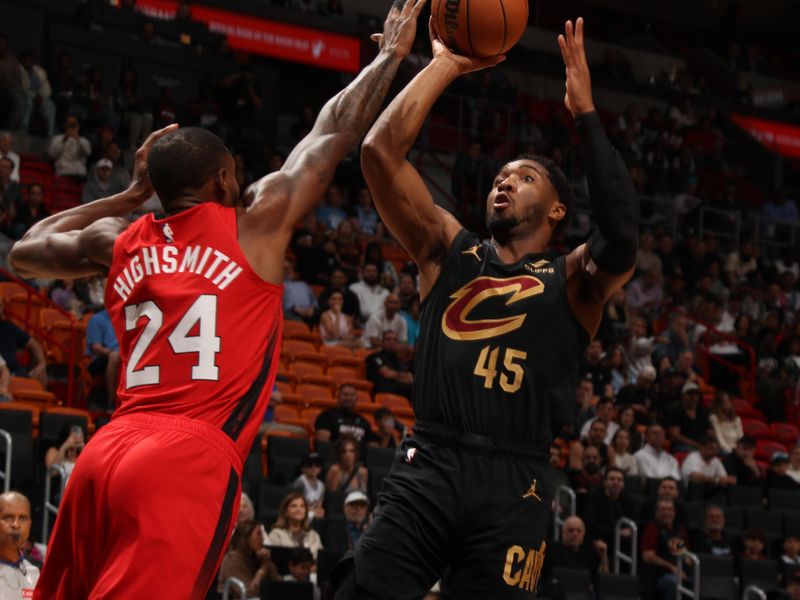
[34,412,244,600]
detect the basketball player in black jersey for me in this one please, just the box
[332,18,639,600]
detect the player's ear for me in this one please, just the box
[550,199,566,223]
[214,168,229,203]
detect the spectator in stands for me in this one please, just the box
[569,445,605,497]
[0,491,39,596]
[314,384,376,445]
[635,424,681,480]
[49,279,78,313]
[325,434,368,494]
[782,535,800,569]
[637,230,662,274]
[48,115,91,179]
[343,490,370,551]
[599,288,630,345]
[268,492,324,559]
[100,141,130,191]
[363,243,398,291]
[282,260,318,325]
[788,446,800,484]
[582,467,635,550]
[664,381,712,452]
[626,266,664,321]
[349,262,388,322]
[86,309,120,410]
[318,268,361,324]
[606,344,631,395]
[708,391,743,454]
[725,241,759,286]
[689,504,733,556]
[316,184,347,231]
[574,378,596,433]
[639,477,688,527]
[352,187,379,238]
[642,497,690,600]
[740,528,768,561]
[19,52,55,137]
[0,36,24,131]
[218,519,280,598]
[610,428,639,475]
[579,340,611,396]
[12,183,49,238]
[284,547,320,600]
[653,313,693,369]
[550,442,570,490]
[81,158,125,204]
[766,452,800,492]
[238,493,255,525]
[617,365,657,419]
[293,453,325,522]
[722,436,762,486]
[0,355,9,402]
[0,132,19,181]
[396,273,417,313]
[580,397,618,444]
[373,407,406,449]
[0,157,21,231]
[680,435,736,492]
[615,404,643,449]
[44,424,85,486]
[542,516,609,592]
[675,350,704,388]
[401,295,420,348]
[0,297,47,386]
[362,293,407,349]
[319,291,362,349]
[333,220,362,277]
[365,331,413,399]
[114,67,153,150]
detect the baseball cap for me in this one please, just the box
[682,381,700,394]
[96,158,113,169]
[344,491,369,506]
[771,451,790,465]
[301,452,324,468]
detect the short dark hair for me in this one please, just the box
[515,153,573,233]
[0,156,14,169]
[605,467,625,480]
[147,127,231,207]
[287,547,314,566]
[700,434,718,446]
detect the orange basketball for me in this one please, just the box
[432,0,529,58]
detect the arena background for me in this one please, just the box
[1,0,800,598]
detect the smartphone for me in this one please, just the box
[70,425,83,437]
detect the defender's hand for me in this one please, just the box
[130,124,179,201]
[557,18,595,117]
[428,18,505,77]
[371,0,428,59]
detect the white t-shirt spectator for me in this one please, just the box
[680,451,728,481]
[362,311,407,348]
[349,281,388,322]
[0,149,20,182]
[579,418,619,445]
[48,134,91,177]
[634,444,681,480]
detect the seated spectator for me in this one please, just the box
[782,535,800,569]
[581,468,635,550]
[86,309,120,410]
[292,453,325,522]
[325,434,368,494]
[362,293,407,348]
[568,445,605,496]
[325,490,371,554]
[238,492,255,525]
[664,382,712,452]
[333,220,361,276]
[319,290,362,349]
[282,260,318,325]
[680,435,736,491]
[318,269,361,324]
[0,355,9,402]
[722,436,762,487]
[396,273,417,312]
[0,491,40,595]
[314,384,377,445]
[606,345,631,396]
[615,404,643,450]
[574,378,596,433]
[283,548,320,600]
[788,572,800,600]
[12,183,49,238]
[639,478,688,527]
[0,156,21,216]
[675,350,705,388]
[373,407,406,449]
[48,115,91,179]
[626,266,664,321]
[572,418,612,469]
[351,187,379,238]
[610,428,639,476]
[0,132,20,181]
[788,446,800,484]
[617,365,657,420]
[709,391,742,454]
[740,528,767,561]
[268,492,323,559]
[115,67,153,150]
[579,340,611,396]
[364,243,398,291]
[49,279,78,313]
[349,262,388,322]
[0,297,48,387]
[44,424,85,487]
[641,497,690,600]
[766,452,800,491]
[365,331,413,399]
[316,184,347,230]
[543,516,609,592]
[549,442,570,491]
[635,424,681,480]
[653,313,693,370]
[580,397,618,444]
[81,158,125,203]
[218,519,280,598]
[689,504,733,556]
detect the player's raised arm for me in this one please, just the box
[9,125,178,279]
[559,19,639,332]
[361,20,503,297]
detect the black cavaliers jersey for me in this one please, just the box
[412,230,589,445]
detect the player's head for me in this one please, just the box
[0,491,32,554]
[485,154,572,244]
[147,127,239,210]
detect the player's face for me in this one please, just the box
[0,496,31,552]
[485,160,564,242]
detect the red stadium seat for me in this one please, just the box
[733,398,763,420]
[282,320,310,338]
[289,361,325,377]
[273,405,300,422]
[376,393,411,411]
[769,423,800,447]
[319,345,354,363]
[755,440,787,463]
[282,340,318,359]
[742,418,770,440]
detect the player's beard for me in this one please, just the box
[486,204,546,244]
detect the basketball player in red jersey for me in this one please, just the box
[333,19,640,599]
[10,2,428,597]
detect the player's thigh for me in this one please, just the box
[448,459,554,600]
[93,428,241,599]
[354,438,458,600]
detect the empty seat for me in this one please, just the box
[595,573,640,600]
[728,485,763,507]
[769,489,800,511]
[375,393,411,410]
[770,423,800,447]
[739,558,781,592]
[550,567,592,600]
[267,436,309,473]
[746,508,783,534]
[695,554,737,600]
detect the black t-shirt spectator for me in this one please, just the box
[579,359,611,396]
[664,406,711,445]
[314,409,377,444]
[639,500,688,528]
[722,453,762,487]
[543,541,600,581]
[641,522,689,576]
[0,320,30,373]
[365,350,412,398]
[689,530,734,556]
[581,490,636,548]
[765,469,800,491]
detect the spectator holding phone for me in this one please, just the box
[44,424,85,486]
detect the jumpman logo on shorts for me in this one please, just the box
[522,480,542,502]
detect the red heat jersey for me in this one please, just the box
[105,203,283,459]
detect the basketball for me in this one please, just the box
[432,0,530,58]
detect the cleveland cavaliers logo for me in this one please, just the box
[441,276,545,341]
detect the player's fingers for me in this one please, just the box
[576,17,585,45]
[399,0,414,17]
[371,33,382,44]
[142,123,178,149]
[557,34,572,66]
[565,20,574,46]
[412,0,428,16]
